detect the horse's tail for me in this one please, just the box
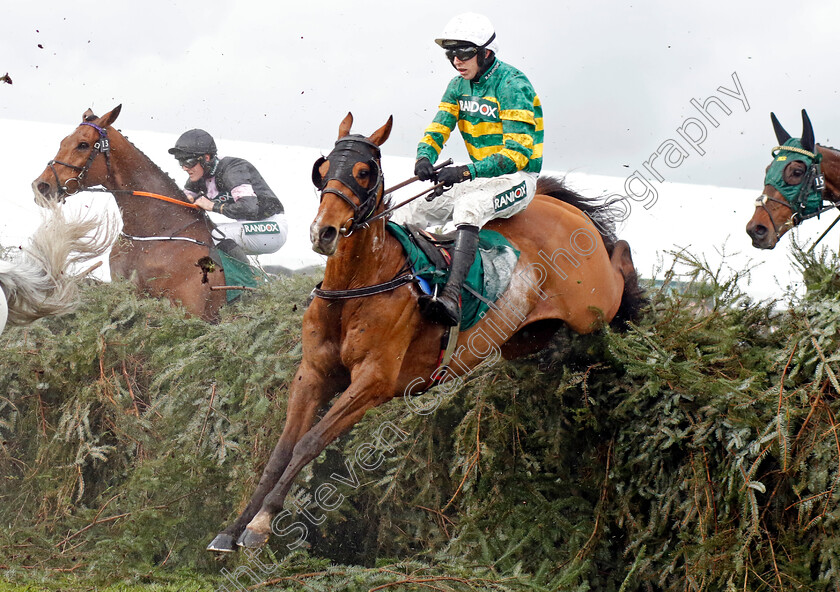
[1,203,117,328]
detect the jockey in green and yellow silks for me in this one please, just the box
[393,12,544,327]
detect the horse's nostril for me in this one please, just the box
[319,226,337,243]
[36,182,51,196]
[753,225,767,238]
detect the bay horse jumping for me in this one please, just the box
[207,113,644,552]
[746,109,840,249]
[1,202,115,335]
[32,105,228,322]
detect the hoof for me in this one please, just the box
[237,528,269,549]
[207,533,238,553]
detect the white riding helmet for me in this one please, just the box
[435,13,498,54]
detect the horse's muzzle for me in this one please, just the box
[31,180,64,206]
[746,220,776,250]
[310,222,339,256]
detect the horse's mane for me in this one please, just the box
[87,114,181,195]
[536,176,648,327]
[0,204,116,326]
[536,175,620,251]
[119,132,190,201]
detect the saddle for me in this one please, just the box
[386,222,520,330]
[402,224,455,270]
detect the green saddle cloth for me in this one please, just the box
[386,222,520,330]
[217,251,268,303]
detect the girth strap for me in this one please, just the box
[313,272,416,299]
[120,232,208,246]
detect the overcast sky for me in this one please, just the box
[3,0,840,300]
[4,0,839,188]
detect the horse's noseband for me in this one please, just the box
[754,193,796,240]
[46,121,112,199]
[312,135,383,235]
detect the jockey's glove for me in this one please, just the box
[414,158,436,181]
[436,165,472,187]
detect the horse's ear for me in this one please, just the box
[82,108,96,122]
[368,115,393,147]
[338,112,353,139]
[99,104,122,128]
[801,109,815,152]
[311,156,327,189]
[770,112,791,145]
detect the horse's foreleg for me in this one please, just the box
[207,363,339,552]
[237,369,395,549]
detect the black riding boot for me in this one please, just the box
[217,238,249,264]
[418,224,479,326]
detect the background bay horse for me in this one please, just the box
[1,202,115,335]
[207,113,644,552]
[746,109,840,249]
[32,105,228,322]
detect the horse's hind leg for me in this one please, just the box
[207,363,339,552]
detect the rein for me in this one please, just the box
[130,190,201,209]
[81,186,201,209]
[361,159,453,228]
[74,187,208,244]
[53,184,209,248]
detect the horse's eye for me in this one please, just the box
[77,142,90,150]
[358,169,369,178]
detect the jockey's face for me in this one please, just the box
[452,54,480,80]
[448,48,490,81]
[183,155,209,182]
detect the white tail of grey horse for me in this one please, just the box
[0,202,118,333]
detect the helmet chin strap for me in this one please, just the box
[202,155,219,177]
[475,32,496,69]
[475,52,495,77]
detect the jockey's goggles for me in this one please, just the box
[177,156,202,168]
[444,45,480,62]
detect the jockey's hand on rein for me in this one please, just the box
[436,165,472,187]
[426,165,471,201]
[414,158,436,181]
[428,184,446,200]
